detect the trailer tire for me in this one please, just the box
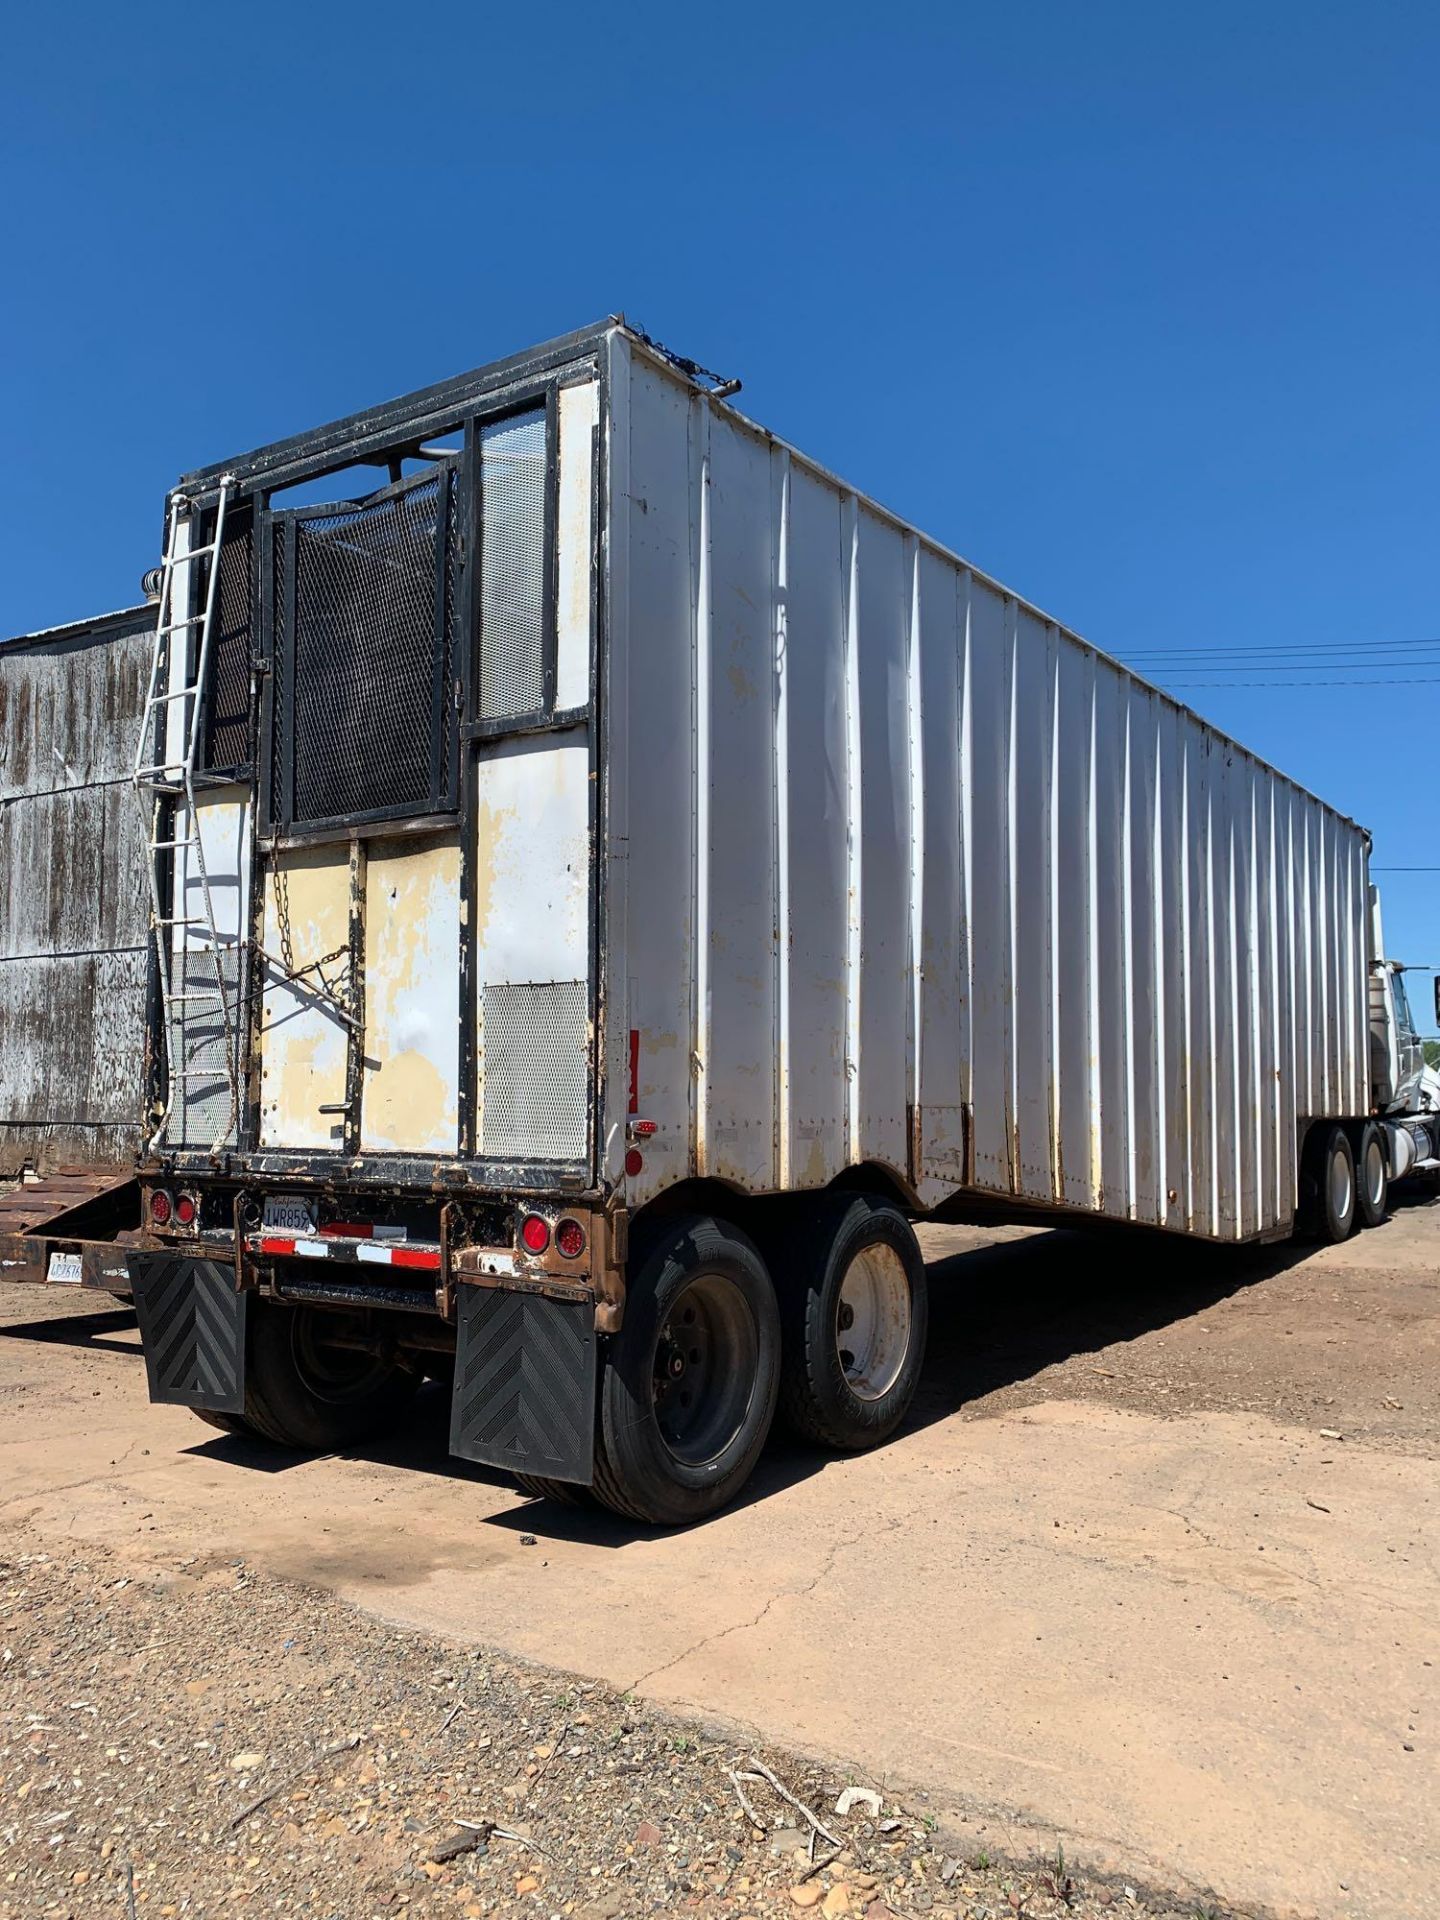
[591,1215,780,1527]
[513,1473,589,1507]
[191,1408,255,1439]
[1304,1125,1357,1244]
[238,1303,419,1451]
[1356,1121,1389,1229]
[773,1195,928,1451]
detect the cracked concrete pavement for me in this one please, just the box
[1,1203,1436,1918]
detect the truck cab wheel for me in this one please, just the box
[239,1303,419,1451]
[774,1194,928,1451]
[1356,1122,1389,1229]
[591,1215,780,1527]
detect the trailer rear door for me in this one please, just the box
[187,374,601,1178]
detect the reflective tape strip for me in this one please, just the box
[354,1241,441,1271]
[391,1245,441,1271]
[251,1233,441,1271]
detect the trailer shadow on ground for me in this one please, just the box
[0,1303,137,1353]
[912,1221,1301,1421]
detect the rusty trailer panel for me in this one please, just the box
[0,1166,140,1292]
[0,1165,135,1231]
[0,607,153,1176]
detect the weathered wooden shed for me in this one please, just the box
[0,605,152,1174]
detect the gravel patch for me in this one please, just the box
[0,1530,1250,1920]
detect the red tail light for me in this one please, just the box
[519,1214,551,1254]
[175,1193,198,1227]
[555,1218,586,1260]
[149,1189,172,1226]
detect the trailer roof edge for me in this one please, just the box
[0,604,151,655]
[178,317,622,494]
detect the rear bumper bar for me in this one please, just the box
[245,1230,442,1273]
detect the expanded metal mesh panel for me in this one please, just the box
[202,517,253,770]
[479,411,547,720]
[442,473,462,786]
[480,979,588,1162]
[168,945,241,1148]
[268,521,288,814]
[288,470,455,824]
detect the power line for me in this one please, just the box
[1134,651,1440,667]
[1160,676,1440,688]
[1125,635,1440,660]
[1152,664,1440,679]
[1372,866,1440,872]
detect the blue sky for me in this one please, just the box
[2,3,1436,984]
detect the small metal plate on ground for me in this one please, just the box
[450,1284,595,1484]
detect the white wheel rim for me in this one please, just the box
[1330,1145,1352,1222]
[835,1242,911,1401]
[1366,1139,1385,1208]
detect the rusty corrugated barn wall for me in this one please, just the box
[0,607,151,1172]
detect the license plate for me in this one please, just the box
[262,1196,317,1235]
[47,1252,83,1286]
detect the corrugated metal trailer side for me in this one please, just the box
[609,333,1370,1243]
[115,320,1382,1524]
[0,607,152,1174]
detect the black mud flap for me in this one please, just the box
[129,1255,249,1415]
[450,1284,595,1484]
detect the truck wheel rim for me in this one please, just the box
[1329,1146,1353,1223]
[836,1242,911,1402]
[652,1273,757,1468]
[1365,1137,1386,1208]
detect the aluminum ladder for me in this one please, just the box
[133,479,242,1157]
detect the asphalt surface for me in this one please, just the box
[1,1201,1435,1918]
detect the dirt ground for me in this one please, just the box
[1,1528,1224,1920]
[1,1201,1436,1920]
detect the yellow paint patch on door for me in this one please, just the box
[260,845,352,1149]
[361,835,461,1153]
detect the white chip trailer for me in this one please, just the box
[128,318,1378,1523]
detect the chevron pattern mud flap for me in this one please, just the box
[450,1284,596,1484]
[129,1255,249,1415]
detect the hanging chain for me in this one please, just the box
[267,860,354,1021]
